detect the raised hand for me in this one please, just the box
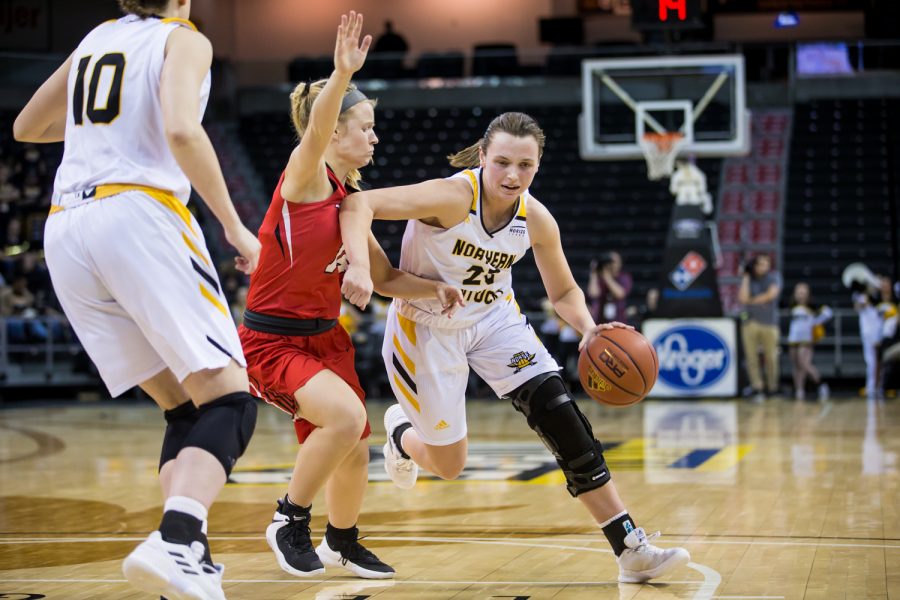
[334,11,372,76]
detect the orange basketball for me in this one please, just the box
[577,328,658,407]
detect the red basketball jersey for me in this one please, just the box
[245,168,348,319]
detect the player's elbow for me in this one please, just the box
[164,121,203,149]
[13,115,40,143]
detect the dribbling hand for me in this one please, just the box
[578,321,633,352]
[436,283,466,317]
[225,225,261,275]
[342,263,374,310]
[334,11,372,76]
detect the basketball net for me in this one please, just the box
[639,132,688,181]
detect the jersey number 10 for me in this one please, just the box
[73,52,125,125]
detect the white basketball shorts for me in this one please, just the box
[382,301,559,445]
[44,187,245,397]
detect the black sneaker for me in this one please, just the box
[265,496,324,576]
[316,535,395,579]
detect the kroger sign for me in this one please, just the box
[653,325,730,390]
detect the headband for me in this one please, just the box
[340,89,369,114]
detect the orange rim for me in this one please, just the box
[642,132,685,152]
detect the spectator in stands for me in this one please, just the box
[539,297,561,359]
[587,251,632,324]
[0,274,48,342]
[738,254,782,401]
[372,20,408,55]
[0,159,21,204]
[786,282,832,401]
[4,217,26,255]
[626,287,659,329]
[230,285,248,326]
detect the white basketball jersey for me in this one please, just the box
[395,168,532,329]
[53,15,210,206]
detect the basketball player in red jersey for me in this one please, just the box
[239,12,463,579]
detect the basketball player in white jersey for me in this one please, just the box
[15,1,260,598]
[340,112,690,584]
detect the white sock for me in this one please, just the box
[164,495,208,524]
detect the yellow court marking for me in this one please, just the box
[696,444,755,472]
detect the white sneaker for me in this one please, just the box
[123,531,226,600]
[382,404,418,489]
[616,527,690,584]
[817,382,830,401]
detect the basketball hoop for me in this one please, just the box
[639,132,688,180]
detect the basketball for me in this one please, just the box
[577,328,658,407]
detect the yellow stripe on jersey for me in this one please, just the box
[199,283,228,317]
[397,312,418,346]
[462,169,478,213]
[393,375,421,413]
[515,196,527,218]
[161,17,199,31]
[48,205,64,215]
[182,232,210,266]
[393,334,416,375]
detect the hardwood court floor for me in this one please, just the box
[1,395,898,599]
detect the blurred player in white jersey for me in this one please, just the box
[15,1,261,598]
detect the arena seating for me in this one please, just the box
[784,98,899,308]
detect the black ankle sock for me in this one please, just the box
[282,494,311,516]
[392,422,412,459]
[159,510,203,547]
[601,512,636,557]
[326,522,358,547]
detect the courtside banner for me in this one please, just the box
[643,318,737,397]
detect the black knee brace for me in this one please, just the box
[159,401,200,472]
[183,391,257,476]
[505,371,610,497]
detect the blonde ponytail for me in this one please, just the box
[447,142,482,168]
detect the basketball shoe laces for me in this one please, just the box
[284,514,316,554]
[632,530,664,555]
[334,536,380,567]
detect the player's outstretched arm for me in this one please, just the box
[529,200,630,350]
[161,27,259,273]
[14,54,73,143]
[339,177,471,309]
[367,233,464,315]
[283,11,371,197]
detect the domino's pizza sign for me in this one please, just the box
[642,318,737,397]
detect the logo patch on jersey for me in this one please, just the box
[324,245,348,274]
[507,351,537,373]
[434,420,449,431]
[509,225,527,237]
[669,251,707,291]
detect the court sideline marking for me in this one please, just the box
[0,534,723,598]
